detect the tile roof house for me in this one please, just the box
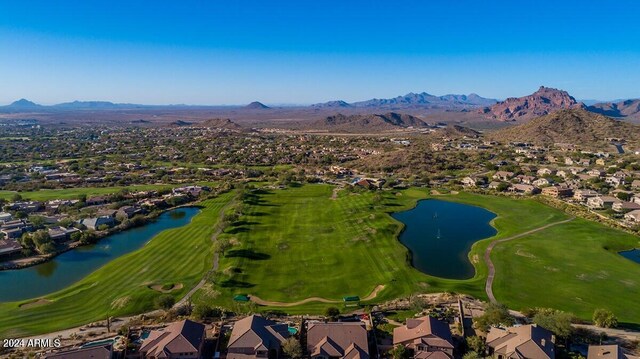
[393,316,454,359]
[486,324,555,359]
[140,319,206,359]
[227,315,290,359]
[44,344,112,359]
[306,322,370,359]
[588,345,639,359]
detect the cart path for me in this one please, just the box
[249,285,385,307]
[485,217,575,303]
[174,194,238,308]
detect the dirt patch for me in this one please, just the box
[111,296,131,310]
[149,283,184,293]
[515,249,536,258]
[19,298,52,309]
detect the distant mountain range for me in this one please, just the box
[488,108,640,148]
[3,89,640,124]
[312,92,498,109]
[588,99,640,119]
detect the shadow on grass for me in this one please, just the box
[227,227,250,234]
[384,203,402,207]
[219,279,255,288]
[232,220,260,226]
[225,249,271,260]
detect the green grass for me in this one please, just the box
[0,191,235,337]
[0,182,219,201]
[2,185,639,336]
[194,185,437,311]
[492,218,640,324]
[197,187,640,325]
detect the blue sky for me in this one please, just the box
[1,0,639,105]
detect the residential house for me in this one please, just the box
[587,196,621,210]
[7,201,44,213]
[573,190,599,203]
[533,178,552,187]
[0,212,12,223]
[307,322,370,359]
[79,215,115,230]
[605,176,624,187]
[493,171,514,181]
[86,196,109,206]
[461,176,486,188]
[0,238,22,257]
[632,180,640,189]
[45,199,79,213]
[612,201,640,213]
[393,316,454,359]
[44,344,113,359]
[509,184,540,195]
[541,185,573,198]
[587,345,639,359]
[47,226,80,242]
[140,319,205,359]
[537,168,556,176]
[117,205,145,219]
[173,185,209,197]
[488,181,506,190]
[227,315,290,359]
[486,324,555,359]
[587,169,605,178]
[0,219,33,239]
[624,209,640,223]
[516,175,536,185]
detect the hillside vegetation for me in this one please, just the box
[488,109,640,148]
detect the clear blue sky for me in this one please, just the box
[1,0,639,105]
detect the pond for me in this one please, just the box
[391,199,497,279]
[620,248,640,264]
[0,207,201,302]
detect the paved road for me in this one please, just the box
[484,217,575,303]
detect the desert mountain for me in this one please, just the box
[488,109,640,148]
[53,101,127,109]
[439,124,481,138]
[307,112,430,133]
[588,99,640,119]
[198,118,243,129]
[168,120,193,127]
[351,92,497,108]
[481,86,586,122]
[245,101,270,109]
[311,100,352,108]
[4,98,42,109]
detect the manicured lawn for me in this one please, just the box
[198,185,431,310]
[0,191,235,337]
[492,217,640,324]
[1,185,638,336]
[198,187,640,325]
